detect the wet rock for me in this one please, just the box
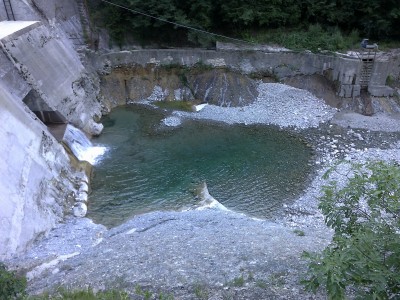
[75,192,88,203]
[73,203,87,217]
[161,116,182,127]
[188,69,258,107]
[78,182,89,194]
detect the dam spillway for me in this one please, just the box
[62,124,107,165]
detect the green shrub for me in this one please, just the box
[242,25,360,52]
[231,275,245,287]
[0,263,27,300]
[293,229,305,237]
[302,161,400,299]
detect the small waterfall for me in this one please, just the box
[63,124,106,165]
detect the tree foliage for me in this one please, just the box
[0,263,26,300]
[88,0,400,47]
[302,161,400,299]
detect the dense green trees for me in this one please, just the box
[88,0,399,47]
[303,161,400,299]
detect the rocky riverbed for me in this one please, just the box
[7,82,400,299]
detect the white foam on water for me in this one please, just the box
[194,103,208,112]
[63,124,107,165]
[194,181,229,211]
[80,146,108,165]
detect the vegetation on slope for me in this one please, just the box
[302,161,400,299]
[87,0,400,49]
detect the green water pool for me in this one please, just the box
[88,105,313,227]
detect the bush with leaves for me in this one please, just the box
[0,262,27,299]
[302,161,400,299]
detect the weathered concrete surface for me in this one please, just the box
[1,21,103,135]
[0,5,101,259]
[0,21,40,39]
[284,74,341,108]
[0,81,82,260]
[0,0,86,47]
[0,36,31,100]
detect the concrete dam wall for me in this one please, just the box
[1,21,103,134]
[0,80,80,259]
[0,10,102,258]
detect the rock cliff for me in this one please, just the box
[99,64,258,109]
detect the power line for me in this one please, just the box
[99,0,256,45]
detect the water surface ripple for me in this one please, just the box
[88,105,313,227]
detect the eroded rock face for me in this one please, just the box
[188,69,258,107]
[100,65,258,109]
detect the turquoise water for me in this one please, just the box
[88,105,313,227]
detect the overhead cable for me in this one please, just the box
[99,0,255,45]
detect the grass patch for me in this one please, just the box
[268,272,287,287]
[32,286,175,300]
[293,229,305,236]
[153,100,195,112]
[193,284,209,300]
[0,263,27,300]
[30,288,129,300]
[255,280,268,289]
[230,275,245,287]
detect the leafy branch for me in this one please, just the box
[302,160,400,299]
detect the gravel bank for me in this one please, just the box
[172,83,337,129]
[7,82,400,299]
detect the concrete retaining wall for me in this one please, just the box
[90,48,395,98]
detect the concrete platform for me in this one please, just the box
[0,20,40,40]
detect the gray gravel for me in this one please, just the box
[331,111,400,132]
[174,83,337,129]
[7,82,400,299]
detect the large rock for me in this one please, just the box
[188,69,258,107]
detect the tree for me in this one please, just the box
[302,161,400,299]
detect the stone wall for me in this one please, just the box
[99,64,259,109]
